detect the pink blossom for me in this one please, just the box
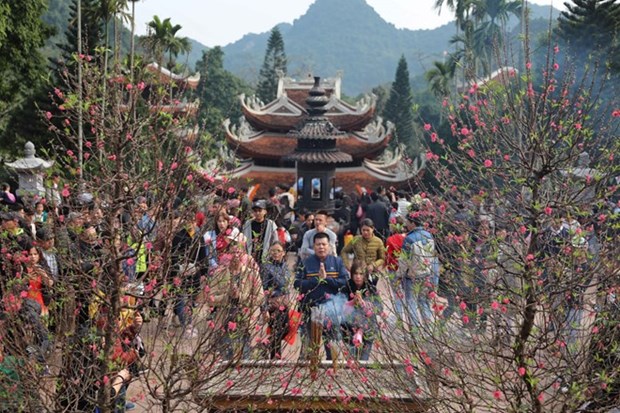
[544,206,553,215]
[493,390,503,400]
[228,321,237,331]
[537,393,545,402]
[574,123,582,130]
[157,160,163,172]
[137,81,146,91]
[85,141,92,148]
[526,62,532,70]
[519,225,527,234]
[455,388,464,397]
[526,253,535,262]
[107,154,117,161]
[484,159,493,168]
[504,154,510,161]
[491,301,499,310]
[67,149,74,156]
[126,258,135,266]
[554,45,560,54]
[61,187,71,198]
[405,365,414,375]
[553,63,559,71]
[125,83,133,90]
[173,277,181,287]
[226,380,234,388]
[460,127,470,136]
[612,109,620,117]
[467,149,476,158]
[227,187,235,194]
[459,301,467,310]
[291,387,302,395]
[592,325,599,334]
[45,111,52,120]
[103,375,110,385]
[425,151,435,161]
[430,132,438,142]
[186,174,193,182]
[518,367,526,376]
[462,315,470,324]
[423,123,431,131]
[91,280,97,289]
[170,162,178,171]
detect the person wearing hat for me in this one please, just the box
[242,199,278,264]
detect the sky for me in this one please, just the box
[132,0,566,48]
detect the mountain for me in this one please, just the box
[42,0,559,96]
[219,0,559,95]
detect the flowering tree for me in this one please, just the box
[375,44,619,412]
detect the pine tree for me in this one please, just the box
[196,47,251,155]
[256,27,287,104]
[56,0,103,68]
[554,0,620,69]
[383,55,418,155]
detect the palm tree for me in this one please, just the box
[472,0,522,75]
[141,16,190,70]
[426,60,456,98]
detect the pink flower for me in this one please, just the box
[126,258,135,266]
[186,174,193,182]
[170,162,178,171]
[227,187,235,194]
[467,149,476,158]
[462,315,470,324]
[459,301,467,310]
[61,187,71,198]
[544,206,553,216]
[526,254,535,262]
[430,132,438,142]
[45,111,52,120]
[157,160,163,172]
[425,151,435,161]
[405,365,414,375]
[491,301,499,310]
[553,63,559,71]
[291,387,302,395]
[423,123,431,131]
[554,45,560,54]
[125,83,133,90]
[226,380,234,388]
[518,367,526,376]
[107,154,117,161]
[460,127,470,136]
[137,81,146,91]
[173,277,181,287]
[455,388,463,397]
[537,392,544,402]
[592,325,599,334]
[526,62,532,70]
[612,109,620,117]
[484,159,493,168]
[227,321,237,331]
[493,390,503,400]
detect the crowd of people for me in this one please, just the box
[0,177,617,411]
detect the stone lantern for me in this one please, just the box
[4,142,54,197]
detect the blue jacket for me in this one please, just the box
[294,254,349,308]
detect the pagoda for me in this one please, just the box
[215,72,423,199]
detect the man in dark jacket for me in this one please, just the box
[364,192,390,240]
[294,232,348,361]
